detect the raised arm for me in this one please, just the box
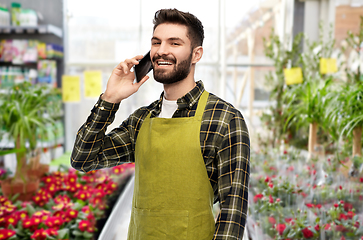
[70,56,149,172]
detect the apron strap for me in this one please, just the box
[194,90,209,119]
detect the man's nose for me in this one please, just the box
[156,42,169,56]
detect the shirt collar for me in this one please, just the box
[151,80,205,116]
[177,80,205,110]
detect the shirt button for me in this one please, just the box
[189,103,193,107]
[95,104,98,107]
[100,106,105,110]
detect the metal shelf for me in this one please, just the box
[0,24,63,38]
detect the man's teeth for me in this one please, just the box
[158,61,172,65]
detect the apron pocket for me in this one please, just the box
[131,208,189,240]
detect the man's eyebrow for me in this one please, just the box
[168,37,185,43]
[151,37,185,43]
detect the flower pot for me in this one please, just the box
[27,164,50,178]
[0,178,39,201]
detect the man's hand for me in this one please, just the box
[101,55,149,103]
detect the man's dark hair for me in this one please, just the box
[153,9,204,48]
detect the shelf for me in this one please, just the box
[0,24,63,38]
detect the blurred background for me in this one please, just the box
[1,1,363,239]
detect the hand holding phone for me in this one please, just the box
[134,51,153,82]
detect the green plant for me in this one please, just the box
[262,29,304,147]
[326,17,363,162]
[0,82,55,183]
[283,23,338,156]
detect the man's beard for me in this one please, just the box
[152,52,193,84]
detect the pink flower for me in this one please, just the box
[324,223,331,230]
[268,216,276,225]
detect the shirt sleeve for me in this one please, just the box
[214,110,250,240]
[70,97,135,173]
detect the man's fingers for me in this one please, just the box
[136,76,149,87]
[118,55,144,74]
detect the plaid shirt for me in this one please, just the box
[71,81,250,240]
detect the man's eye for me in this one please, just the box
[172,43,180,46]
[152,42,160,45]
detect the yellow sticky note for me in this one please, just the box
[62,75,80,102]
[320,58,337,74]
[84,71,102,98]
[284,67,303,85]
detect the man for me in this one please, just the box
[71,8,250,240]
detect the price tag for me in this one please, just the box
[284,67,303,85]
[62,75,80,102]
[84,71,102,98]
[320,58,337,74]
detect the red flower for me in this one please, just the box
[276,223,286,235]
[78,220,94,232]
[268,183,274,188]
[336,224,348,232]
[360,177,363,183]
[31,228,48,240]
[305,203,314,208]
[45,216,63,229]
[0,229,16,240]
[354,221,360,228]
[74,190,91,201]
[5,214,19,227]
[265,176,270,183]
[347,211,355,219]
[315,204,322,209]
[253,194,263,203]
[269,195,274,204]
[314,224,320,231]
[301,227,314,238]
[344,202,353,211]
[334,203,339,208]
[338,213,348,221]
[23,217,41,231]
[45,228,58,237]
[65,209,78,220]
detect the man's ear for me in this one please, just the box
[192,46,203,64]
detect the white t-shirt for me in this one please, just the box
[158,96,178,118]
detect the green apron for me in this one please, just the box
[127,90,215,240]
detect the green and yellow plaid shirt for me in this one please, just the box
[71,81,250,240]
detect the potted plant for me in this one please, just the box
[326,17,363,178]
[283,24,337,158]
[0,82,55,200]
[262,29,304,148]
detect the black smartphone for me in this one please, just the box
[133,51,153,82]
